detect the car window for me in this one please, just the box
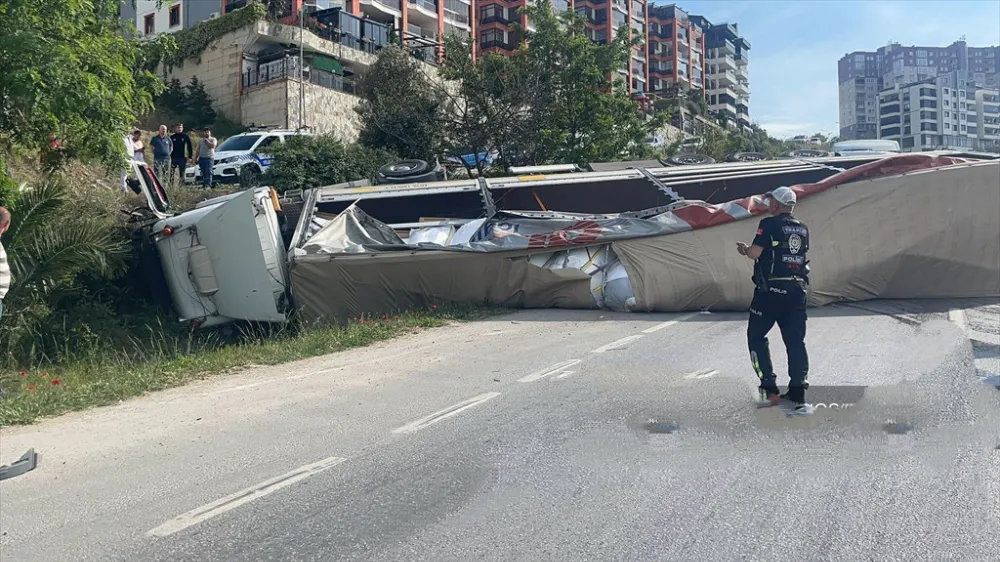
[254,136,279,153]
[217,134,261,152]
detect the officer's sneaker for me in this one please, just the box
[786,402,815,416]
[756,388,782,408]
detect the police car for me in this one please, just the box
[184,128,312,186]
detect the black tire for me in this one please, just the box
[726,152,771,162]
[378,168,444,184]
[378,159,430,180]
[665,153,715,166]
[239,165,262,187]
[782,149,829,158]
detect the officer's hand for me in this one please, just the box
[736,242,748,255]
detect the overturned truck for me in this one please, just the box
[126,153,1000,328]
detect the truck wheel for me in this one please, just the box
[782,149,829,158]
[726,152,771,162]
[240,165,262,188]
[378,159,430,179]
[665,153,715,166]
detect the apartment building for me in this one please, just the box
[122,0,223,37]
[692,15,750,128]
[476,0,649,94]
[223,0,470,62]
[974,89,1000,152]
[876,70,1000,152]
[838,40,1000,140]
[646,4,704,94]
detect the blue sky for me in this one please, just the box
[664,0,1000,138]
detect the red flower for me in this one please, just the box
[51,379,61,385]
[19,370,27,377]
[27,385,36,390]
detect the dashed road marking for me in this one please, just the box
[642,313,696,334]
[148,456,347,537]
[684,368,718,379]
[518,360,582,383]
[591,335,644,353]
[392,392,501,434]
[949,308,967,331]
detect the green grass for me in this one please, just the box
[0,304,501,427]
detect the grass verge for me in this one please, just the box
[0,304,501,427]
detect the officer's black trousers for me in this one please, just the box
[747,283,809,402]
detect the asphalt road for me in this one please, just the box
[2,298,999,562]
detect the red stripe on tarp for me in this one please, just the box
[671,203,740,229]
[664,154,970,232]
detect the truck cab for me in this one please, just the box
[129,159,290,329]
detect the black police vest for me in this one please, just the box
[757,215,810,285]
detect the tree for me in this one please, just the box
[184,76,218,129]
[0,0,169,173]
[516,2,659,166]
[0,180,130,363]
[355,46,445,162]
[262,134,397,193]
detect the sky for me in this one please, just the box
[663,0,1000,139]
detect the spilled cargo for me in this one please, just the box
[124,152,1000,328]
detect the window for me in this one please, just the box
[920,122,938,132]
[254,136,279,152]
[961,124,966,132]
[169,5,181,27]
[945,123,951,130]
[919,100,937,109]
[945,111,950,118]
[882,126,901,137]
[143,14,155,35]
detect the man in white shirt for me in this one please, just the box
[0,206,11,321]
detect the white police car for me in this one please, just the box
[184,129,312,186]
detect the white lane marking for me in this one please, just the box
[207,347,435,395]
[642,313,696,334]
[392,392,501,434]
[949,308,967,332]
[684,368,718,379]
[968,329,1000,346]
[591,335,644,353]
[148,456,347,537]
[554,371,576,380]
[518,359,582,383]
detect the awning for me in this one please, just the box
[311,54,343,75]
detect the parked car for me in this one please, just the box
[184,129,313,186]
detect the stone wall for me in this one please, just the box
[241,81,290,130]
[287,81,362,142]
[162,26,255,121]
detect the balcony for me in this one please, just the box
[719,39,736,55]
[734,80,749,95]
[243,58,357,96]
[444,10,469,26]
[734,65,748,80]
[480,38,516,52]
[361,0,403,18]
[735,53,748,66]
[716,69,737,85]
[408,0,438,23]
[709,53,736,70]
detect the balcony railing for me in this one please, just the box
[242,58,357,95]
[481,39,516,51]
[372,0,403,10]
[444,9,470,25]
[409,0,438,13]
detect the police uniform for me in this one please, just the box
[747,192,811,405]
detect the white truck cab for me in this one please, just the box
[185,129,312,186]
[129,159,290,329]
[831,139,901,156]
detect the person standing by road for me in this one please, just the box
[130,130,145,162]
[151,125,173,179]
[735,186,812,416]
[170,123,193,185]
[197,127,217,188]
[0,206,11,322]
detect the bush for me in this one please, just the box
[262,134,398,193]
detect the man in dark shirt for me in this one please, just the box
[736,186,812,416]
[169,123,194,185]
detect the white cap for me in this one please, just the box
[767,186,797,206]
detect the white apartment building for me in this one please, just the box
[973,89,1000,152]
[122,0,224,37]
[877,70,998,152]
[839,41,1000,140]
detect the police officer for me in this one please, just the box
[736,186,812,416]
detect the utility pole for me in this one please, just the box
[299,3,318,130]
